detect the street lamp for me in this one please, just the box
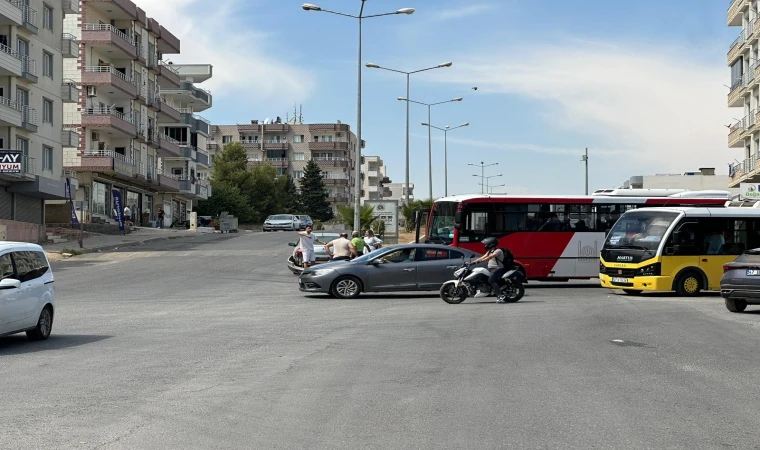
[479,183,506,194]
[474,173,502,193]
[421,122,469,197]
[580,148,589,195]
[366,62,453,206]
[469,161,499,194]
[399,96,463,200]
[302,1,414,232]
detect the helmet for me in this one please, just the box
[481,237,498,251]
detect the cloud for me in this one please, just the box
[132,0,314,109]
[429,4,497,22]
[425,39,734,172]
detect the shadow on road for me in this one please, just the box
[0,334,112,355]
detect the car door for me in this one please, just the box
[416,248,462,289]
[11,251,45,327]
[0,252,19,335]
[364,248,418,291]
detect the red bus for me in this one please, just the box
[419,190,733,281]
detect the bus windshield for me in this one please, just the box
[604,210,680,251]
[429,201,457,244]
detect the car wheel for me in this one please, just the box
[331,276,362,299]
[622,289,643,295]
[26,306,53,341]
[725,298,747,313]
[675,271,702,297]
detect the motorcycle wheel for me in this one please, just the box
[501,281,525,303]
[440,283,467,304]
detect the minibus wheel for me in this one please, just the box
[622,289,642,295]
[675,272,702,296]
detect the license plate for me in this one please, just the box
[612,277,629,283]
[747,270,760,276]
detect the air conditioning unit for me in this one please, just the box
[86,86,97,97]
[91,131,100,141]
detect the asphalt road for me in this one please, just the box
[2,231,760,449]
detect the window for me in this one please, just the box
[294,152,305,160]
[0,253,13,281]
[293,171,304,179]
[421,249,450,261]
[380,248,416,263]
[12,251,49,282]
[222,135,232,144]
[43,5,53,30]
[294,135,304,143]
[43,51,53,77]
[43,98,53,124]
[277,167,287,176]
[43,145,53,171]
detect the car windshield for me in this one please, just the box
[429,201,456,244]
[270,215,292,220]
[604,210,679,251]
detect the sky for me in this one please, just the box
[132,0,738,199]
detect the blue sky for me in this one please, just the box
[136,0,738,198]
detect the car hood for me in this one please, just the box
[266,219,294,224]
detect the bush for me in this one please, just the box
[313,220,325,231]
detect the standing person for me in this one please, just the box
[123,205,132,226]
[324,232,352,261]
[471,237,511,303]
[363,229,383,254]
[157,207,165,229]
[350,231,365,259]
[297,226,326,268]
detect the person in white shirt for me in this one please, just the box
[297,226,326,268]
[363,229,383,254]
[123,206,132,225]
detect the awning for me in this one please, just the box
[7,175,66,200]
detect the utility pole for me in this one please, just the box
[469,161,498,193]
[581,148,589,195]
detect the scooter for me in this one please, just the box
[439,259,526,304]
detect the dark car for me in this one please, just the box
[720,248,760,312]
[298,244,482,299]
[296,215,314,230]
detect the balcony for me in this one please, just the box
[157,97,180,122]
[0,96,22,127]
[82,66,137,98]
[323,177,350,186]
[728,75,748,107]
[21,55,36,82]
[728,0,749,27]
[161,81,212,111]
[79,149,136,180]
[179,112,211,136]
[157,134,181,157]
[21,105,37,132]
[327,194,350,203]
[0,43,21,76]
[311,157,349,168]
[61,33,78,58]
[178,178,195,195]
[61,128,80,147]
[196,149,210,167]
[157,60,180,88]
[195,181,209,199]
[158,25,180,54]
[728,118,746,147]
[62,0,79,14]
[309,140,349,151]
[82,0,137,19]
[82,107,137,138]
[0,154,36,181]
[61,80,80,103]
[81,24,137,59]
[367,170,379,178]
[0,0,22,26]
[156,170,180,192]
[728,28,750,65]
[263,140,288,151]
[309,123,350,133]
[12,1,37,33]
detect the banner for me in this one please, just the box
[112,189,125,231]
[65,178,78,224]
[0,151,21,174]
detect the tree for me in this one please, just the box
[248,163,280,223]
[210,142,253,192]
[337,205,379,232]
[402,199,434,231]
[299,160,333,221]
[196,184,255,223]
[276,175,301,214]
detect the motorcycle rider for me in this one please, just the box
[471,237,509,302]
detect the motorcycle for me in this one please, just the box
[439,259,527,304]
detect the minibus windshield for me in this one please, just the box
[604,211,679,251]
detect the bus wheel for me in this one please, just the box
[675,272,702,297]
[622,289,642,295]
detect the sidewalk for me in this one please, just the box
[41,227,217,255]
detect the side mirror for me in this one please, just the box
[454,211,462,230]
[0,278,21,290]
[288,242,297,247]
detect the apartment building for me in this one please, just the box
[360,155,391,202]
[208,120,359,212]
[0,0,74,238]
[619,168,738,193]
[386,182,414,203]
[59,0,211,227]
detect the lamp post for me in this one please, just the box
[469,161,499,193]
[366,62,453,206]
[399,96,463,200]
[474,173,502,193]
[479,183,506,194]
[421,122,469,197]
[302,2,414,232]
[580,147,589,195]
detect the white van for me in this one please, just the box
[0,242,55,340]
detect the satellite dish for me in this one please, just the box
[264,117,271,124]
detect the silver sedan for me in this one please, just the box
[298,244,481,298]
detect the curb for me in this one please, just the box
[46,232,234,256]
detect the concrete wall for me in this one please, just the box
[0,219,46,243]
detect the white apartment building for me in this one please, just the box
[386,182,414,203]
[0,0,73,239]
[727,0,760,187]
[619,168,738,193]
[361,155,391,202]
[59,0,211,228]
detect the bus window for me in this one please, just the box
[492,204,529,233]
[460,207,489,243]
[596,204,632,233]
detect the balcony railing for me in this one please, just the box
[0,95,21,111]
[0,42,20,60]
[21,105,37,125]
[10,1,37,28]
[21,55,35,76]
[84,65,135,84]
[82,106,134,123]
[83,23,135,46]
[158,59,179,74]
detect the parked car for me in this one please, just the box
[263,214,300,232]
[296,215,314,230]
[0,242,55,340]
[721,248,760,312]
[298,244,482,298]
[287,232,342,274]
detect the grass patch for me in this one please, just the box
[60,248,85,256]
